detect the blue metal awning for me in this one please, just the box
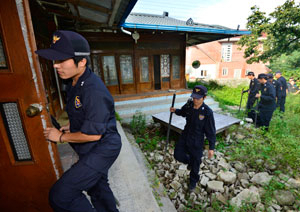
[122,22,251,35]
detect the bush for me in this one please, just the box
[130,112,146,136]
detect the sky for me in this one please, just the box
[131,0,288,29]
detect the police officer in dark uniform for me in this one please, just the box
[275,71,287,112]
[267,73,280,102]
[256,74,276,130]
[36,30,121,212]
[242,72,260,120]
[170,85,216,191]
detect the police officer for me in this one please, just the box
[255,74,276,130]
[242,72,260,120]
[170,85,216,191]
[36,30,121,212]
[275,71,287,112]
[267,73,280,102]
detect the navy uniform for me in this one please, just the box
[275,71,287,112]
[243,72,260,111]
[36,31,121,212]
[257,74,276,130]
[173,85,216,190]
[267,73,281,101]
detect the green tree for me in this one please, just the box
[238,0,300,64]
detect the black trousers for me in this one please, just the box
[49,157,119,212]
[257,109,275,130]
[174,136,203,185]
[277,96,286,112]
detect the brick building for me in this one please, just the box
[186,36,269,84]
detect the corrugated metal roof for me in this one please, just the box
[125,13,233,31]
[122,13,251,46]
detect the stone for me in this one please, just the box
[238,173,250,180]
[248,171,256,178]
[245,118,253,123]
[217,170,237,184]
[154,153,164,162]
[251,172,272,186]
[230,186,260,207]
[200,175,209,187]
[177,204,186,212]
[267,206,275,212]
[264,161,276,170]
[279,173,289,181]
[170,180,181,191]
[240,179,249,188]
[178,164,187,171]
[234,162,246,172]
[287,178,300,189]
[235,133,245,140]
[274,190,295,206]
[218,158,231,170]
[207,181,224,193]
[216,193,227,205]
[176,170,186,178]
[205,173,217,180]
[271,203,281,210]
[256,202,265,211]
[256,159,264,166]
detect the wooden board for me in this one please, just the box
[152,112,240,134]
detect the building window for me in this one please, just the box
[222,68,228,76]
[161,54,170,77]
[221,43,232,62]
[91,54,101,78]
[120,55,133,84]
[101,56,118,85]
[172,55,180,79]
[234,69,241,79]
[200,70,207,77]
[0,33,8,69]
[140,57,150,82]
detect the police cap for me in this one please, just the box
[191,85,207,99]
[258,73,268,80]
[267,73,274,79]
[35,30,90,60]
[246,71,255,76]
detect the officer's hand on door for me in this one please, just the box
[44,127,62,143]
[208,150,214,159]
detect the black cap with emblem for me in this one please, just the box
[191,85,207,99]
[35,30,90,60]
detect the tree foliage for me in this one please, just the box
[238,0,300,64]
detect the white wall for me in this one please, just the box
[186,64,217,80]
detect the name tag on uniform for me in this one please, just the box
[199,115,205,120]
[75,96,82,108]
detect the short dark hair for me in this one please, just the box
[73,56,90,67]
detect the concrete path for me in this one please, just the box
[57,121,176,212]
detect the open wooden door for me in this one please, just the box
[0,1,62,211]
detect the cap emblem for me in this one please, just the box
[195,88,200,92]
[53,35,60,44]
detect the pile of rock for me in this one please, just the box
[145,146,300,211]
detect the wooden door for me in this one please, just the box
[0,1,62,211]
[137,55,153,92]
[118,54,136,94]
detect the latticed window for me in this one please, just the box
[120,55,133,84]
[101,56,118,85]
[160,54,170,78]
[221,43,232,62]
[172,56,180,79]
[140,57,149,82]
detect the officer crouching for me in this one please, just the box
[170,85,216,191]
[255,74,276,131]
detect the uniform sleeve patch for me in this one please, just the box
[75,96,82,108]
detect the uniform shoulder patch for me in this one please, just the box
[75,96,82,108]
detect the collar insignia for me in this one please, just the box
[53,35,60,44]
[75,96,82,108]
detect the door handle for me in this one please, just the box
[26,104,43,117]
